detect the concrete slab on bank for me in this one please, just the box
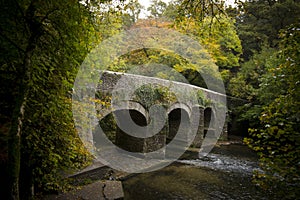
[44,180,124,200]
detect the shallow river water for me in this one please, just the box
[122,144,279,200]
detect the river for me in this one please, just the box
[122,143,279,200]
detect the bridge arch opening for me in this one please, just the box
[167,108,190,144]
[115,109,147,153]
[165,108,191,159]
[97,109,147,153]
[204,107,215,138]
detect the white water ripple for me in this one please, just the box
[177,153,261,175]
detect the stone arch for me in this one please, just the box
[97,101,148,123]
[167,102,191,117]
[95,101,149,153]
[97,100,167,154]
[93,108,147,152]
[166,102,191,144]
[203,107,215,138]
[167,107,190,144]
[114,109,148,153]
[165,108,190,158]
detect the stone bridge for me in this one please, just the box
[73,71,228,158]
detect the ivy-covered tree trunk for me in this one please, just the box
[8,49,35,200]
[7,2,41,198]
[8,57,30,200]
[8,95,26,200]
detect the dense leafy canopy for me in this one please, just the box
[244,24,300,197]
[227,0,300,196]
[234,0,300,60]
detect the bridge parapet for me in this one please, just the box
[98,71,226,108]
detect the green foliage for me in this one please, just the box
[178,0,226,21]
[134,84,211,109]
[228,46,280,127]
[124,0,143,23]
[0,0,129,197]
[197,15,242,70]
[147,0,167,18]
[244,24,300,197]
[99,113,117,143]
[196,90,211,107]
[229,46,278,98]
[228,3,300,195]
[235,0,300,60]
[228,0,300,131]
[133,84,177,109]
[108,47,218,89]
[23,97,92,192]
[109,48,188,72]
[161,0,181,20]
[14,0,99,193]
[173,13,242,90]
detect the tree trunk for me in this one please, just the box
[8,97,27,200]
[7,2,42,198]
[7,35,38,200]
